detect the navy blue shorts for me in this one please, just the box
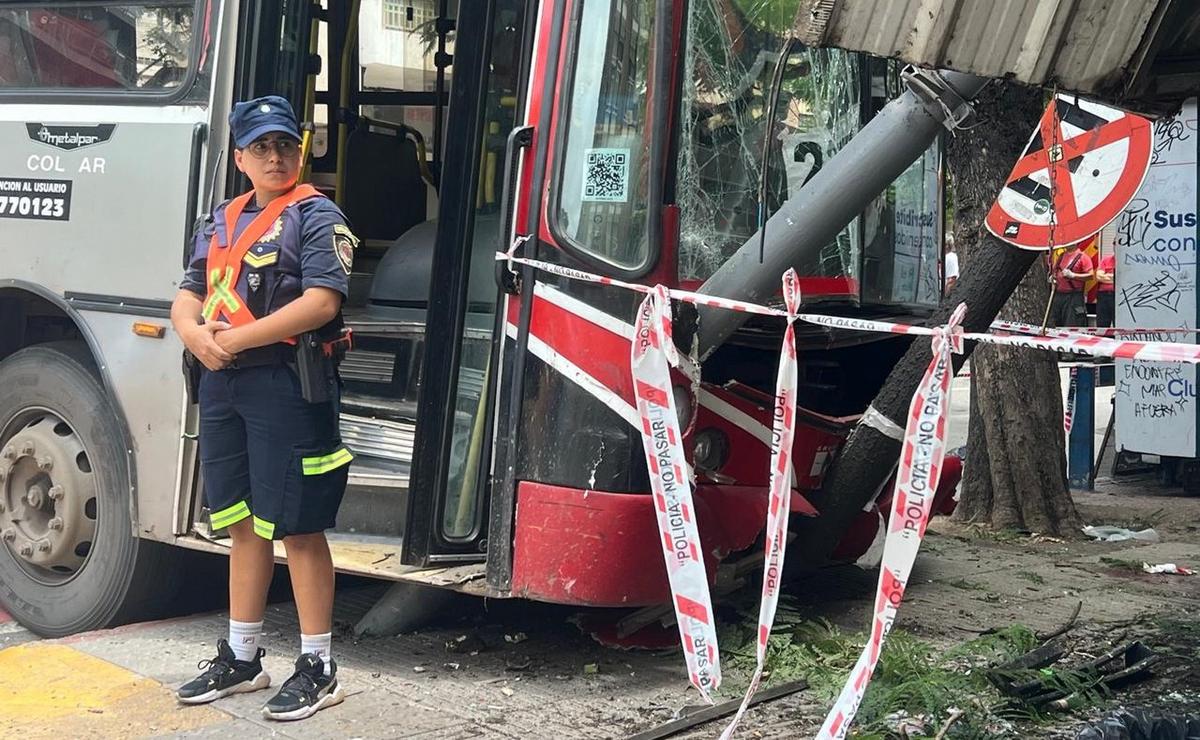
[198,364,350,540]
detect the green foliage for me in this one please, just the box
[719,600,1103,738]
[730,0,803,34]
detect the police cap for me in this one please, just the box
[229,95,300,149]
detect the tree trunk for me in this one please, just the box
[789,81,1070,568]
[952,84,1080,535]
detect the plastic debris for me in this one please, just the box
[1082,525,1160,542]
[583,663,599,675]
[1075,709,1200,740]
[500,686,515,697]
[446,634,488,654]
[504,632,528,644]
[1142,562,1195,575]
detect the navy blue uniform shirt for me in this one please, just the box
[181,194,356,313]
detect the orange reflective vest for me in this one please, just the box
[201,184,322,325]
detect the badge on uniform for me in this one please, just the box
[259,216,284,243]
[243,245,279,268]
[332,224,358,275]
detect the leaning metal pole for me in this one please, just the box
[696,68,989,358]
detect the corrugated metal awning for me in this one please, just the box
[798,0,1199,116]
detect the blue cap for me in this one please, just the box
[228,95,300,149]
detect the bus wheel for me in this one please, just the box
[0,343,177,637]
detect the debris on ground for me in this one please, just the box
[708,590,1172,738]
[446,634,487,654]
[583,663,599,675]
[990,640,1160,710]
[1142,563,1196,575]
[1083,525,1161,542]
[1075,708,1200,740]
[504,632,528,644]
[625,680,808,740]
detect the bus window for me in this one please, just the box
[551,0,656,273]
[358,0,456,148]
[677,0,862,292]
[0,3,196,92]
[859,61,943,308]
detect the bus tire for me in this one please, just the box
[0,343,180,637]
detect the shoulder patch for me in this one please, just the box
[332,223,358,275]
[259,216,284,243]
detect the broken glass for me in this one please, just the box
[678,0,942,308]
[679,0,860,291]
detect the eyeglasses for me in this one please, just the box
[245,138,300,159]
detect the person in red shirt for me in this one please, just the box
[1095,251,1115,327]
[1048,241,1094,327]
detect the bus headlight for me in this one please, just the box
[693,428,729,472]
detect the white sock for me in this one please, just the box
[301,632,333,676]
[228,619,263,662]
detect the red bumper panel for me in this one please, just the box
[511,481,788,606]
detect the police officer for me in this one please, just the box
[170,96,358,720]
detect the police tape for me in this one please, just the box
[500,252,1200,364]
[500,250,788,318]
[972,328,1200,363]
[495,249,1200,738]
[990,319,1198,340]
[816,304,966,739]
[632,285,722,700]
[720,270,802,739]
[498,252,936,332]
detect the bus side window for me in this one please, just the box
[0,4,194,92]
[0,16,34,86]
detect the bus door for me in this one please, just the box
[401,0,533,566]
[470,0,683,594]
[0,2,213,540]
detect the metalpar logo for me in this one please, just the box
[26,123,116,151]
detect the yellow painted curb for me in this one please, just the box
[0,642,226,738]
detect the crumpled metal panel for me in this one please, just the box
[799,0,1167,106]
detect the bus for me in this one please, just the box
[0,0,952,636]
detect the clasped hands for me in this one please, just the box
[182,320,244,371]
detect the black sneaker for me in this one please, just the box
[177,638,271,704]
[262,653,345,721]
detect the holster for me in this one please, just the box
[291,317,353,404]
[292,332,332,403]
[183,350,201,404]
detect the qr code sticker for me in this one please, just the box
[583,148,629,203]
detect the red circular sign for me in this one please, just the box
[986,95,1152,251]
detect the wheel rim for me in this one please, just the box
[0,408,99,584]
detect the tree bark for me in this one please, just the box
[951,84,1080,535]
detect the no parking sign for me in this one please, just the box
[986,95,1153,250]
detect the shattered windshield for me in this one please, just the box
[679,0,860,288]
[679,0,942,308]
